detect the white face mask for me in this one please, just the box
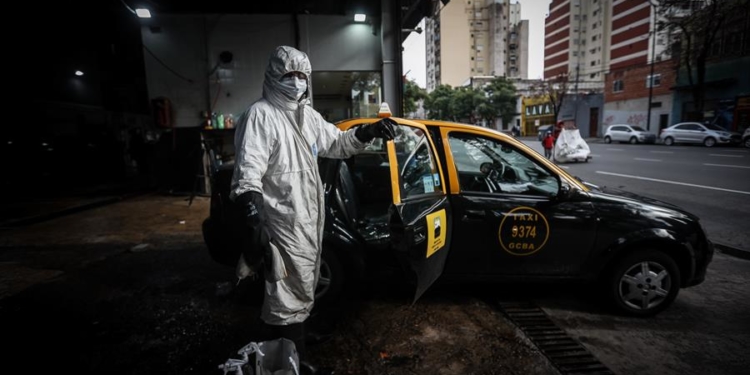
[279,75,308,100]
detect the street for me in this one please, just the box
[522,139,750,251]
[519,137,750,375]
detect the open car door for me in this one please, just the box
[385,120,453,303]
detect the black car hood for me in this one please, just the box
[585,184,699,221]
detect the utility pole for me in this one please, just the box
[646,2,657,131]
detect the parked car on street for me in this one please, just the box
[659,122,742,147]
[743,128,750,148]
[604,124,657,144]
[203,115,714,317]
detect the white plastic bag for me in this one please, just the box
[219,338,299,375]
[553,129,591,163]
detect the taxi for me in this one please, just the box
[203,104,714,317]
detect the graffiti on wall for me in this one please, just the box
[603,115,614,126]
[626,113,647,127]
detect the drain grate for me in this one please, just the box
[499,302,614,375]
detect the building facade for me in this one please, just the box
[426,0,529,91]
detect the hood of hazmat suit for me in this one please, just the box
[230,46,365,325]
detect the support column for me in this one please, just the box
[381,0,403,116]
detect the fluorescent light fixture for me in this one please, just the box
[135,8,152,18]
[354,14,366,22]
[75,70,84,76]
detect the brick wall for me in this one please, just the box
[605,59,676,103]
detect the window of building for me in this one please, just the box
[583,15,587,21]
[477,57,484,62]
[574,39,579,45]
[591,60,596,66]
[613,80,624,92]
[573,51,578,56]
[592,35,597,41]
[574,15,580,20]
[590,73,596,79]
[478,67,484,73]
[646,74,662,87]
[592,22,597,29]
[651,102,662,108]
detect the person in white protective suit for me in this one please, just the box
[230,46,396,374]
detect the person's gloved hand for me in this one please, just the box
[355,117,397,143]
[235,191,266,281]
[237,191,264,228]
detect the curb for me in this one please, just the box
[714,242,750,261]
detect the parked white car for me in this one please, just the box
[604,124,657,144]
[743,128,750,148]
[659,122,742,147]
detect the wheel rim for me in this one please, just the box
[605,137,611,143]
[619,261,671,311]
[315,259,332,299]
[745,139,750,148]
[630,137,637,144]
[705,138,716,147]
[665,137,673,145]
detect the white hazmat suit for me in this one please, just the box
[231,46,366,325]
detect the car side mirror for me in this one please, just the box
[627,129,632,132]
[558,183,570,200]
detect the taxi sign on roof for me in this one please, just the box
[377,102,392,118]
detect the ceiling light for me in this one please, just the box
[75,70,84,76]
[354,14,366,22]
[135,8,152,18]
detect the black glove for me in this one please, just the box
[236,191,266,272]
[237,191,264,227]
[355,117,397,143]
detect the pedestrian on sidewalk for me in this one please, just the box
[543,131,555,159]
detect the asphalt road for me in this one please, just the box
[521,138,750,251]
[518,137,750,375]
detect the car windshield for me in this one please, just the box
[705,123,726,131]
[631,126,646,131]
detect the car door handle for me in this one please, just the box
[462,210,486,221]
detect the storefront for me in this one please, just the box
[521,95,555,137]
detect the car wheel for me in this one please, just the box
[604,136,611,144]
[315,246,344,305]
[704,137,716,147]
[744,137,750,148]
[664,137,674,146]
[629,137,638,144]
[606,249,681,317]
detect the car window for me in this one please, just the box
[613,126,627,131]
[393,125,441,198]
[448,132,559,197]
[705,123,725,131]
[631,126,646,131]
[674,124,691,130]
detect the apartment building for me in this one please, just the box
[426,0,529,91]
[544,0,611,86]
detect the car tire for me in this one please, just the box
[664,137,674,146]
[604,136,612,144]
[629,137,638,144]
[744,137,750,148]
[704,137,716,147]
[605,249,681,317]
[315,246,345,306]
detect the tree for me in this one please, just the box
[481,77,518,128]
[450,86,486,124]
[424,84,455,120]
[403,79,427,116]
[653,0,749,118]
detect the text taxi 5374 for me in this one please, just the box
[202,116,713,317]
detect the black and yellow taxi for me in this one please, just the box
[203,110,714,317]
